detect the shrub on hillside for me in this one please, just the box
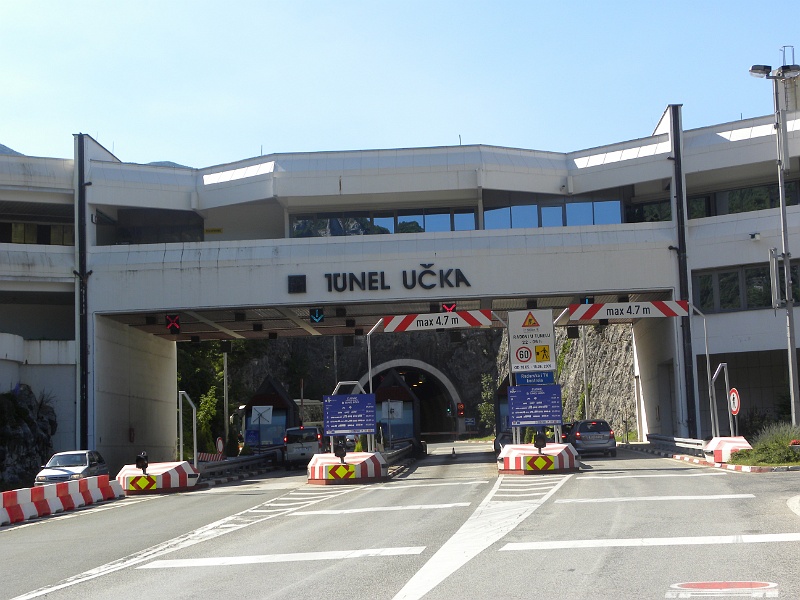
[729,421,800,465]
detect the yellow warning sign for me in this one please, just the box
[522,312,540,327]
[535,345,550,362]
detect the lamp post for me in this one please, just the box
[750,56,800,426]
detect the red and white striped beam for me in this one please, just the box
[384,309,493,332]
[568,301,689,321]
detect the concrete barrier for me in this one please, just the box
[703,436,752,463]
[307,452,388,485]
[0,475,124,526]
[116,461,200,494]
[498,443,580,475]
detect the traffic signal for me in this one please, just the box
[441,302,456,313]
[166,314,181,334]
[446,404,452,416]
[457,402,465,417]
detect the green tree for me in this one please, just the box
[477,373,496,435]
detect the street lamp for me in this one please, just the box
[750,55,800,426]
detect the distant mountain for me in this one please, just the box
[0,143,23,156]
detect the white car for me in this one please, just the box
[34,450,109,486]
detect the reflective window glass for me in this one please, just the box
[594,200,621,224]
[397,213,424,233]
[484,206,510,229]
[566,203,593,226]
[693,273,714,312]
[541,205,563,227]
[745,266,771,309]
[718,271,741,310]
[372,214,394,234]
[453,209,476,231]
[511,204,538,229]
[425,211,451,232]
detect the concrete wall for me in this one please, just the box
[633,317,684,437]
[93,317,177,475]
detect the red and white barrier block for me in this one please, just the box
[1,475,124,526]
[703,436,752,463]
[498,443,580,475]
[307,452,388,485]
[116,461,200,495]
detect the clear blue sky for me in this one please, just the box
[2,1,799,168]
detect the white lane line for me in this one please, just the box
[788,495,800,517]
[555,494,754,504]
[9,486,358,600]
[378,481,488,490]
[494,493,547,498]
[501,532,800,551]
[291,503,470,515]
[139,546,426,569]
[578,472,729,480]
[391,474,572,600]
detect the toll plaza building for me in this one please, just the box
[3,101,800,472]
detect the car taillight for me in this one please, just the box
[575,432,581,439]
[609,430,615,439]
[283,436,287,444]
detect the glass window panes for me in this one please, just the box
[594,200,621,225]
[397,212,424,233]
[484,206,510,230]
[718,271,741,310]
[453,209,476,231]
[371,214,394,234]
[745,266,771,309]
[510,204,537,229]
[566,202,593,226]
[424,211,450,233]
[693,273,714,312]
[541,205,564,227]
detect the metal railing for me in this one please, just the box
[645,434,705,456]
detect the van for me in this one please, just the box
[283,426,325,469]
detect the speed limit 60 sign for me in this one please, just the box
[729,388,741,416]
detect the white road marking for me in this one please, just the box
[139,546,426,569]
[291,502,470,515]
[9,486,358,600]
[577,471,728,480]
[788,495,800,518]
[391,474,572,600]
[501,532,800,551]
[555,494,754,504]
[378,480,488,490]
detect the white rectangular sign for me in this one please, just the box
[382,400,404,420]
[508,309,555,372]
[251,405,273,425]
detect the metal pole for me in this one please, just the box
[774,78,800,426]
[223,351,229,444]
[366,318,383,394]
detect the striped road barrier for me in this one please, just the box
[1,475,124,526]
[308,452,388,485]
[116,461,200,495]
[498,443,580,475]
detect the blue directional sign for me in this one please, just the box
[516,371,555,385]
[323,394,376,435]
[508,385,563,426]
[309,308,325,323]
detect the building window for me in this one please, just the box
[688,181,799,219]
[692,263,785,313]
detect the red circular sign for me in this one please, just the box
[516,346,532,363]
[729,388,741,416]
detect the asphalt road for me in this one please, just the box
[2,443,800,599]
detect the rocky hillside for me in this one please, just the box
[0,385,58,490]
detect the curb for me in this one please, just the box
[624,444,800,473]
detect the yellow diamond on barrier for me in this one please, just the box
[128,475,156,491]
[525,455,554,471]
[327,464,355,480]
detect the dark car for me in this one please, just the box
[566,419,617,457]
[34,450,109,486]
[560,422,574,443]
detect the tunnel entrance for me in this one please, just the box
[362,361,460,444]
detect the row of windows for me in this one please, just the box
[692,263,799,313]
[689,181,799,219]
[0,222,74,246]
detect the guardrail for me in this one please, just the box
[645,434,705,456]
[196,448,282,479]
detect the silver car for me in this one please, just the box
[34,450,109,486]
[567,419,617,457]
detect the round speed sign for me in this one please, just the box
[728,388,741,416]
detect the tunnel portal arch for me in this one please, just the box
[358,359,462,410]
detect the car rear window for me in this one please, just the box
[286,429,319,443]
[578,421,611,433]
